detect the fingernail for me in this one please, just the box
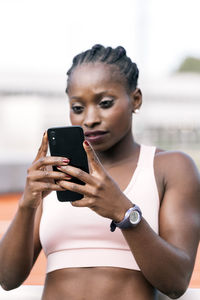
[64,175,72,180]
[63,158,70,163]
[84,140,89,146]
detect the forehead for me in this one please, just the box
[67,62,126,94]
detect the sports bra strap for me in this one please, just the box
[137,145,156,168]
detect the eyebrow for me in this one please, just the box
[70,90,113,101]
[70,96,83,101]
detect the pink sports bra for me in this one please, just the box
[39,144,160,273]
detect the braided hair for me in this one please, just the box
[66,44,139,93]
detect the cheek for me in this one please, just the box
[109,103,132,126]
[70,112,83,125]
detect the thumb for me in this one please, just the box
[83,140,103,173]
[33,131,48,163]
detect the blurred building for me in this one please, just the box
[135,73,200,149]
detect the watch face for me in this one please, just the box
[129,210,140,224]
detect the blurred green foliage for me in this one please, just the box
[178,56,200,73]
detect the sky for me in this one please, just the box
[0,0,200,79]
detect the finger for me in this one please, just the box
[71,197,95,208]
[57,180,92,197]
[32,182,66,192]
[27,170,72,181]
[57,165,94,185]
[33,131,48,163]
[30,156,70,171]
[83,140,104,173]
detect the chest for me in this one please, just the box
[106,161,137,191]
[107,158,164,202]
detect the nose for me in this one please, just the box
[83,106,101,129]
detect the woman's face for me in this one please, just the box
[67,62,134,152]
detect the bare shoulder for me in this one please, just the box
[154,148,200,183]
[153,147,200,205]
[155,147,197,165]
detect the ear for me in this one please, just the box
[130,88,142,113]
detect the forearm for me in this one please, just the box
[0,204,37,290]
[122,218,192,298]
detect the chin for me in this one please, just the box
[91,141,115,153]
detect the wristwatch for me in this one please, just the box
[110,205,142,232]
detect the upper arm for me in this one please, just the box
[158,152,200,265]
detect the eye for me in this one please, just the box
[99,99,114,109]
[71,104,84,114]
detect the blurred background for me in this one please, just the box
[0,0,200,193]
[0,0,200,286]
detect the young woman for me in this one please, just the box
[0,45,200,300]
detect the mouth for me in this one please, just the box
[84,130,108,143]
[84,130,108,137]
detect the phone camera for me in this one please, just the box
[49,131,56,145]
[50,130,56,137]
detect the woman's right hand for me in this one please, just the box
[19,132,71,209]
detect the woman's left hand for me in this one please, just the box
[57,141,132,222]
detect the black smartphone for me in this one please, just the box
[47,126,89,202]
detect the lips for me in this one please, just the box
[84,130,108,137]
[84,130,108,143]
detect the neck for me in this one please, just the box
[96,130,139,168]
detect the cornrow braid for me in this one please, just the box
[66,44,139,93]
